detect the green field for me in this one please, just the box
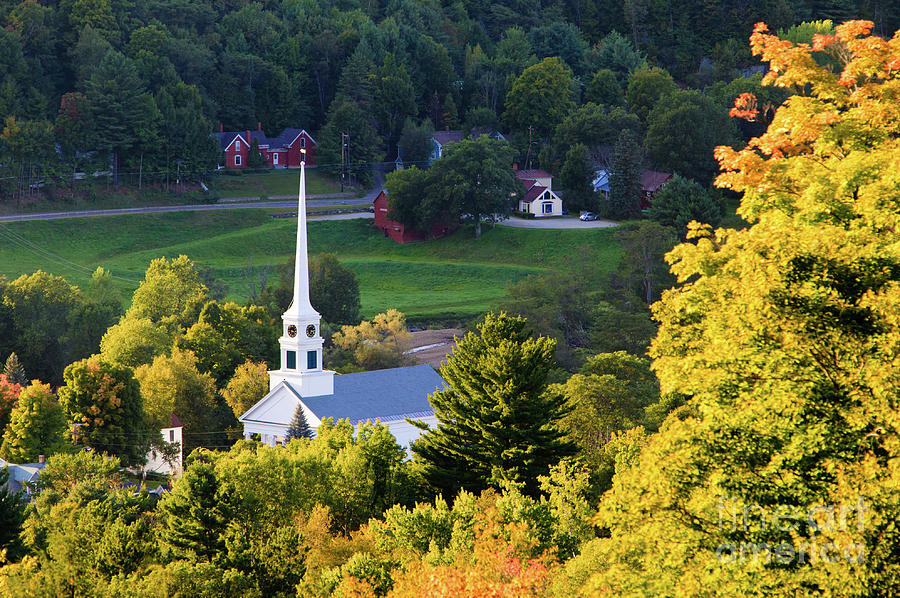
[213,169,356,198]
[0,213,622,322]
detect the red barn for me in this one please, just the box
[373,190,457,244]
[216,124,316,168]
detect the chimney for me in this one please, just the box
[38,454,45,464]
[512,163,518,171]
[257,122,262,132]
[219,122,223,132]
[246,131,251,145]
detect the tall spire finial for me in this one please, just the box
[286,150,318,318]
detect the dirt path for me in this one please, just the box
[407,328,463,369]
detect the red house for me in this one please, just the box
[373,190,457,244]
[216,124,316,168]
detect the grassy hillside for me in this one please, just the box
[0,214,622,322]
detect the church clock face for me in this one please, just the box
[287,325,297,338]
[306,324,316,337]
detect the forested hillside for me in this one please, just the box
[1,0,895,196]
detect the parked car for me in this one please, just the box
[28,180,45,190]
[579,212,599,221]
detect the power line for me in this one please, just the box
[0,225,141,284]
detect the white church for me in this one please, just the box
[239,155,444,450]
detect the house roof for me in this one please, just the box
[592,169,671,193]
[522,185,548,203]
[297,365,445,424]
[516,169,551,180]
[215,132,245,151]
[432,130,464,146]
[640,171,672,192]
[0,458,47,494]
[168,413,183,428]
[215,128,315,151]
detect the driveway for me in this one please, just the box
[499,216,617,229]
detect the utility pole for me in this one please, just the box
[525,125,534,170]
[345,133,350,188]
[340,132,346,191]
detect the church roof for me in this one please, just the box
[294,364,445,424]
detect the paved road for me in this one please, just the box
[0,198,372,223]
[0,173,388,224]
[498,216,618,229]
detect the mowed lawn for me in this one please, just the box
[0,213,622,321]
[212,169,351,198]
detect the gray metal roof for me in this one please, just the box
[292,364,445,424]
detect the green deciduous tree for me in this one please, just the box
[126,255,208,328]
[310,254,361,326]
[432,136,520,238]
[3,271,82,384]
[135,348,217,456]
[58,358,150,467]
[615,221,677,305]
[625,67,677,122]
[330,310,413,373]
[222,360,269,419]
[584,68,624,106]
[412,313,575,497]
[397,118,434,167]
[566,22,900,594]
[504,57,576,141]
[99,316,174,370]
[0,381,67,464]
[644,89,737,184]
[646,174,721,234]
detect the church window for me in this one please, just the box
[286,350,296,369]
[307,350,317,369]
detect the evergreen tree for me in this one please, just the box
[0,465,26,563]
[159,460,230,562]
[85,50,158,185]
[247,137,265,168]
[412,312,575,497]
[3,353,26,387]
[286,404,312,439]
[608,129,643,219]
[0,381,67,463]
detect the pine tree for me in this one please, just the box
[0,466,26,563]
[412,312,575,497]
[286,404,312,440]
[608,129,643,219]
[4,353,26,387]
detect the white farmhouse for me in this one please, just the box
[516,169,563,217]
[239,158,443,451]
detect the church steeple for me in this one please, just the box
[284,158,318,321]
[269,152,335,397]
